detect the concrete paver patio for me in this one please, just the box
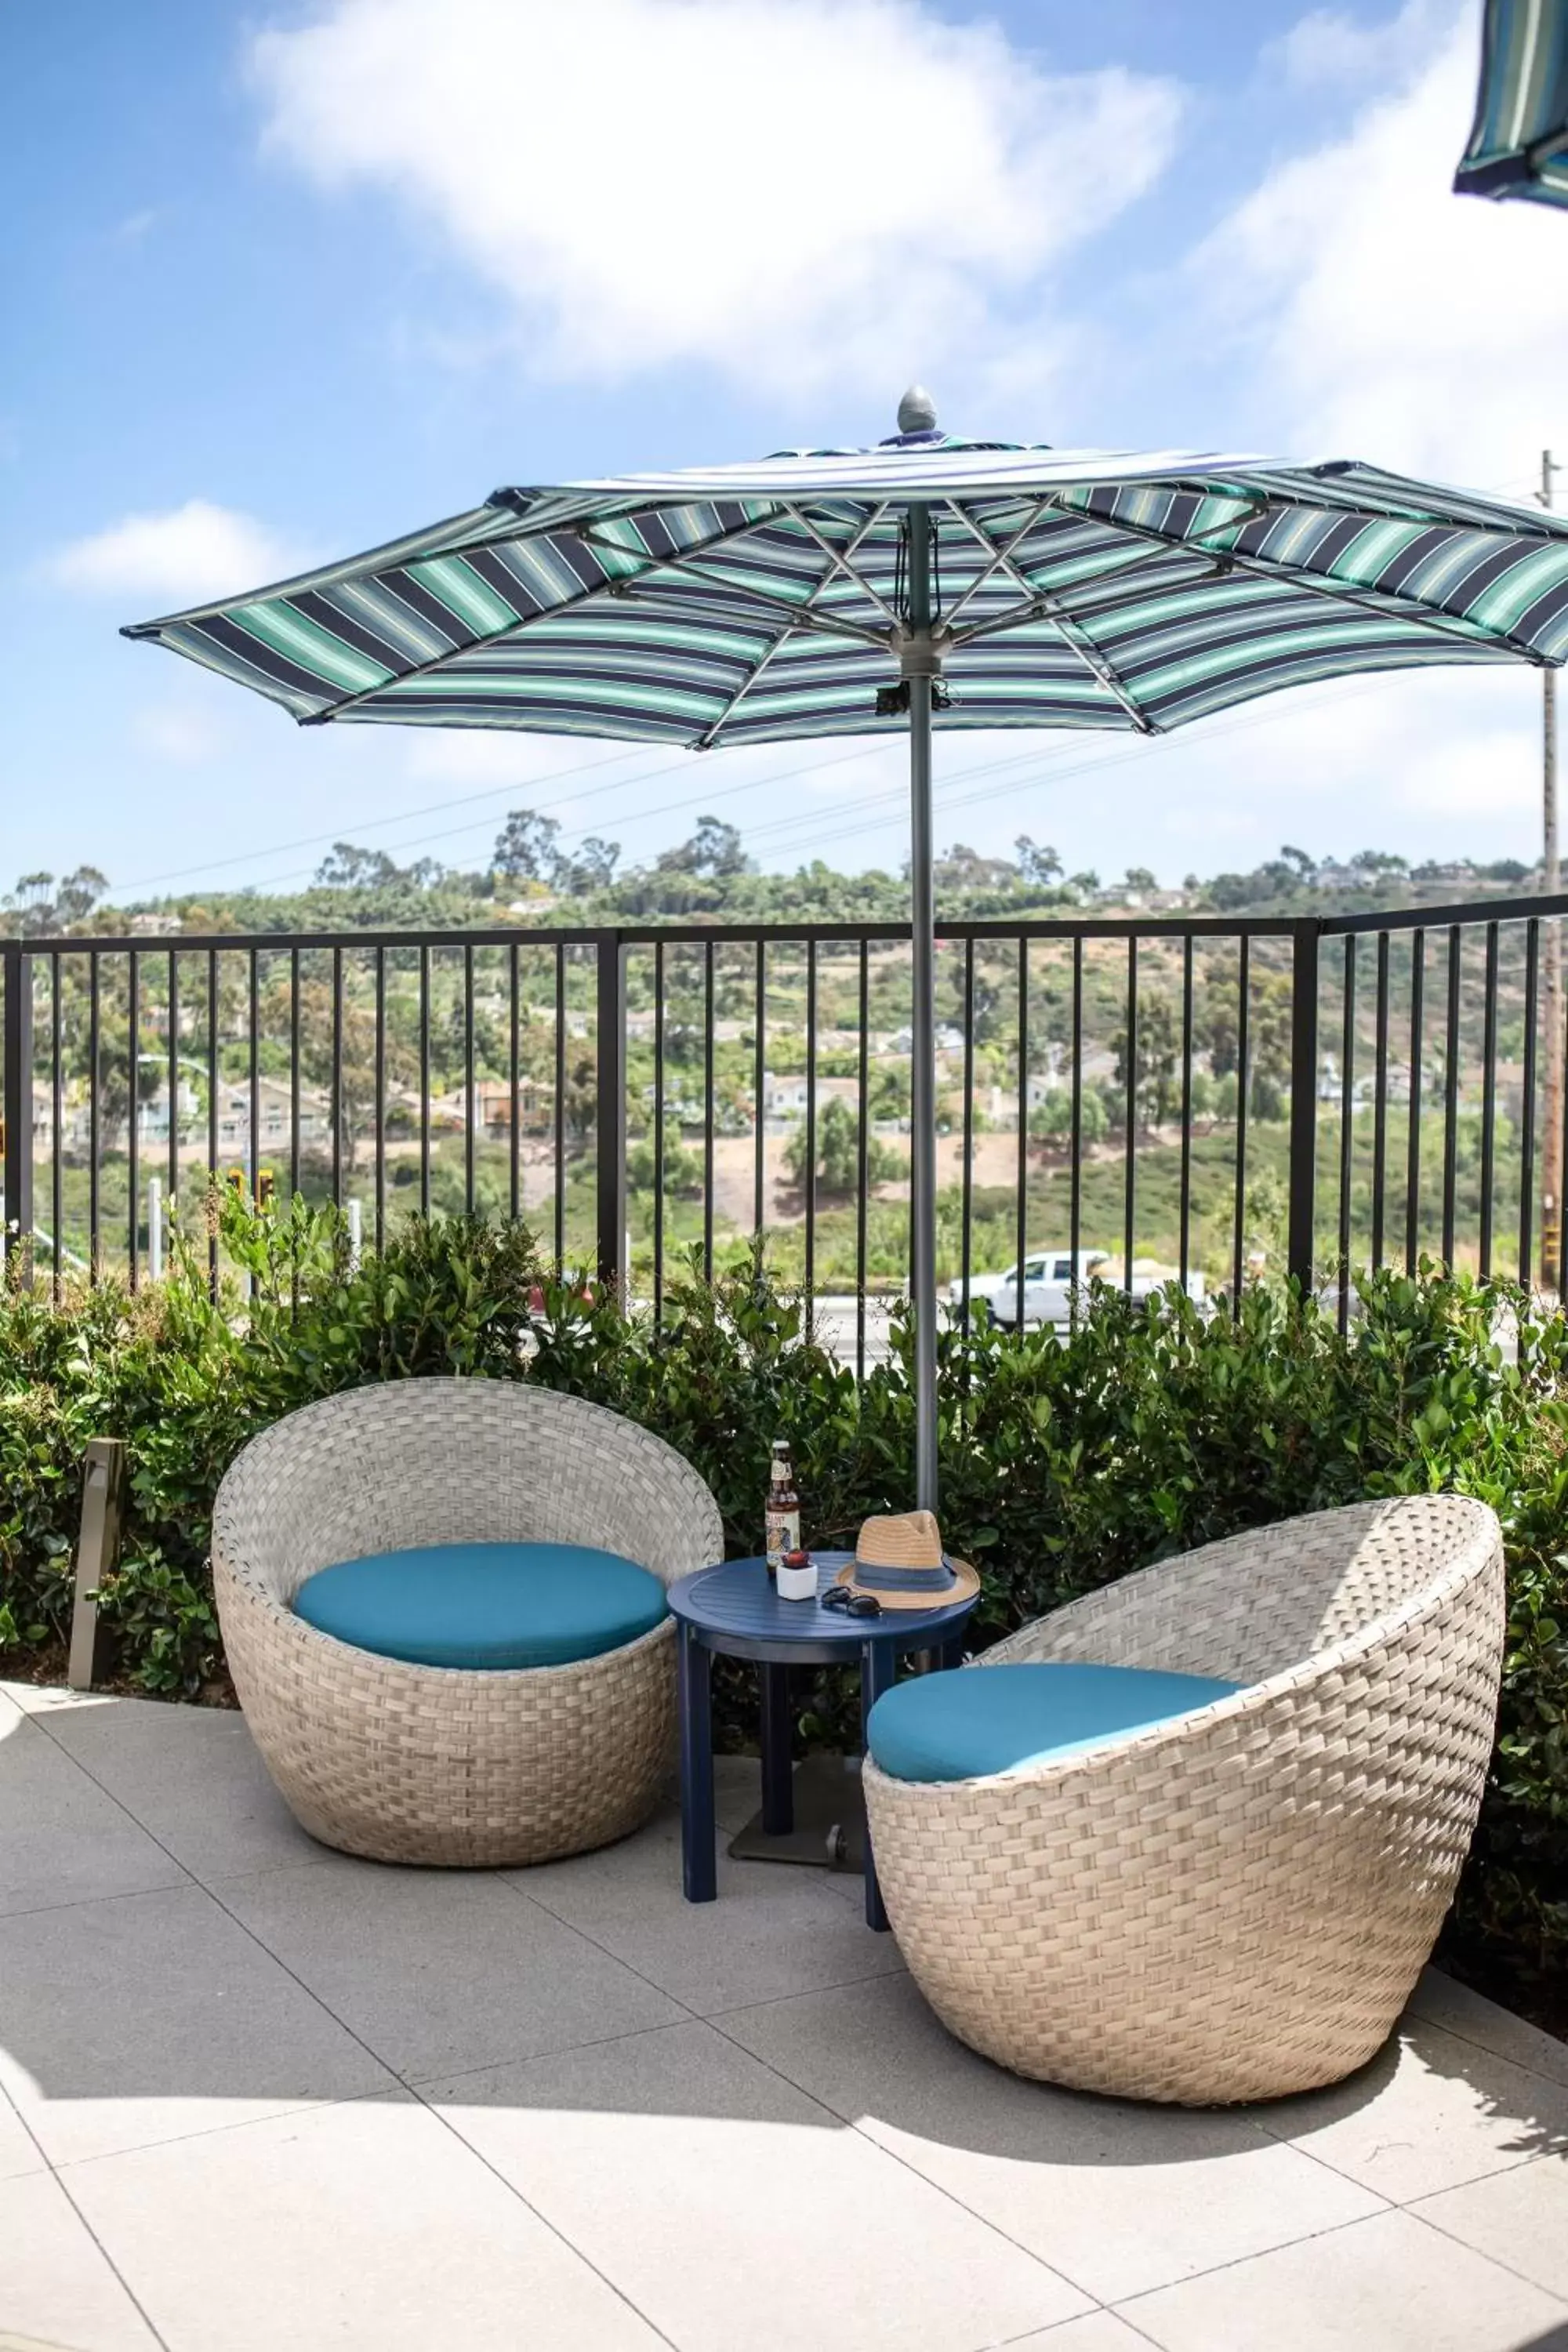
[3,1678,1567,2352]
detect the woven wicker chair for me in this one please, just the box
[212,1378,723,1868]
[863,1494,1505,2106]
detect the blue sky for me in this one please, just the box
[3,0,1565,902]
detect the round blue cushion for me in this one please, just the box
[292,1541,668,1671]
[867,1661,1243,1784]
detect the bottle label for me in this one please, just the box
[765,1507,800,1569]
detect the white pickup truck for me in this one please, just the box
[946,1249,1205,1330]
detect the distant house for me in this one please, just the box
[217,1077,330,1156]
[136,1078,201,1145]
[763,1071,860,1120]
[427,1078,543,1138]
[887,1025,964,1056]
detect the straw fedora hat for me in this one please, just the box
[834,1510,980,1611]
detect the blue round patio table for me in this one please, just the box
[667,1552,977,1932]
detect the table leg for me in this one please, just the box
[678,1623,716,1904]
[760,1662,793,1835]
[859,1639,896,1932]
[939,1633,967,1671]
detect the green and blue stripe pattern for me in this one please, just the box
[125,436,1568,746]
[1457,0,1568,206]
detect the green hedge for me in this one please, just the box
[0,1195,1563,2024]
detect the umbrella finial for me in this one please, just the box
[897,385,938,436]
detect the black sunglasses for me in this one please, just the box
[822,1586,883,1618]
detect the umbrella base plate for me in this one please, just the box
[727,1752,866,1872]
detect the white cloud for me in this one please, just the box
[111,206,160,246]
[1135,665,1541,867]
[49,500,307,604]
[1267,0,1452,92]
[250,0,1184,399]
[1193,2,1568,485]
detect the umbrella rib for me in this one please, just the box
[1043,499,1552,665]
[941,500,1158,734]
[691,630,793,750]
[694,504,892,750]
[938,499,1053,631]
[608,559,890,651]
[776,502,900,626]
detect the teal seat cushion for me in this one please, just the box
[292,1541,668,1671]
[867,1661,1243,1784]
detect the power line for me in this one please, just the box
[221,734,902,897]
[118,737,692,892]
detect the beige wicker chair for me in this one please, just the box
[863,1495,1505,2105]
[212,1378,723,1867]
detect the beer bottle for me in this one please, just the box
[764,1439,800,1573]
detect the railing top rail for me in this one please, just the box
[0,914,1309,955]
[1320,888,1568,936]
[5,891,1568,958]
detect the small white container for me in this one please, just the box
[776,1552,817,1602]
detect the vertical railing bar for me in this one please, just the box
[1015,937,1029,1329]
[1405,930,1425,1273]
[205,949,217,1299]
[375,947,387,1253]
[554,941,566,1272]
[329,947,343,1209]
[1178,936,1194,1292]
[1069,937,1084,1328]
[419,943,430,1221]
[803,939,816,1309]
[1287,920,1321,1295]
[1520,919,1539,1286]
[653,940,666,1328]
[1371,931,1390,1271]
[1338,935,1356,1332]
[2,946,33,1290]
[593,931,626,1301]
[1123,936,1138,1297]
[704,941,716,1283]
[1443,925,1461,1268]
[1232,936,1250,1312]
[463,944,476,1215]
[51,953,63,1301]
[960,938,975,1342]
[127,949,140,1290]
[289,948,301,1206]
[856,939,869,1379]
[1560,971,1568,1305]
[166,950,179,1218]
[249,949,260,1212]
[753,942,767,1251]
[508,942,520,1225]
[1479,920,1499,1279]
[89,954,102,1287]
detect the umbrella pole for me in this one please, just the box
[906,503,938,1513]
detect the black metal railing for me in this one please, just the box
[4,893,1566,1356]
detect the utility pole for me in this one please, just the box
[1540,450,1563,1295]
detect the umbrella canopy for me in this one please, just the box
[1456,0,1568,207]
[126,399,1568,1510]
[126,434,1568,739]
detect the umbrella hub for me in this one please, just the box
[875,622,953,716]
[889,621,949,680]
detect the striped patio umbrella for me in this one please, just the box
[126,393,1568,1508]
[1456,0,1568,206]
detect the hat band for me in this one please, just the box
[853,1559,958,1592]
